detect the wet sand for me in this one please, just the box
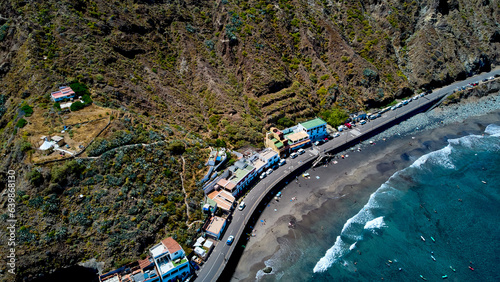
[231,95,500,282]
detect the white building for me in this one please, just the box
[297,118,327,141]
[149,237,191,282]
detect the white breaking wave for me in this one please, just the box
[364,216,386,230]
[313,236,351,273]
[485,124,500,136]
[411,144,455,169]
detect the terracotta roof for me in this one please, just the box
[161,237,182,254]
[138,256,152,269]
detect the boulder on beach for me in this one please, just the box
[263,266,272,274]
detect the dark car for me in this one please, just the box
[190,261,200,270]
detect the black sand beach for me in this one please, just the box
[230,94,500,281]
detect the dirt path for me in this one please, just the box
[180,156,191,222]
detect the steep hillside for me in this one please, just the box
[0,0,498,279]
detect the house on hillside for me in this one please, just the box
[149,237,191,282]
[51,136,65,146]
[50,86,76,102]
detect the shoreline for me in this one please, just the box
[231,93,500,281]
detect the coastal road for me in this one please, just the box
[195,69,500,282]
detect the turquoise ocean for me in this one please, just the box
[257,124,500,281]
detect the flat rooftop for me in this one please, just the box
[286,131,309,143]
[300,118,326,129]
[260,149,277,160]
[205,216,226,235]
[150,243,167,258]
[230,164,255,183]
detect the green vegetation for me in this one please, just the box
[70,101,85,111]
[16,118,28,128]
[21,104,34,117]
[277,117,294,128]
[69,82,90,97]
[319,108,349,127]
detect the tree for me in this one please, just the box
[69,82,90,96]
[16,118,27,128]
[82,94,92,105]
[277,117,294,128]
[21,104,33,117]
[70,101,85,111]
[319,108,349,127]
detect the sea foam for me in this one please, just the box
[364,216,386,230]
[485,124,500,136]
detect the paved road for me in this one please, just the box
[195,69,500,282]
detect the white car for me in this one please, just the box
[333,133,340,138]
[238,202,246,211]
[279,159,286,166]
[360,120,367,125]
[266,168,273,175]
[290,152,298,159]
[260,172,267,179]
[298,148,305,155]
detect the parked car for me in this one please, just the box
[298,148,305,155]
[324,137,329,142]
[238,202,246,211]
[279,159,286,166]
[290,152,298,159]
[360,120,367,125]
[266,168,273,175]
[226,236,234,245]
[190,261,200,271]
[260,172,267,179]
[333,133,340,138]
[314,141,321,146]
[344,123,352,129]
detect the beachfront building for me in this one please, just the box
[216,159,257,198]
[99,256,160,282]
[149,237,191,282]
[297,118,328,141]
[203,216,227,240]
[50,86,76,102]
[206,189,235,213]
[265,127,290,157]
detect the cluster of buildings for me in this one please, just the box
[100,118,330,282]
[265,118,327,157]
[99,237,191,282]
[199,117,328,241]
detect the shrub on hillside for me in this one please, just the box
[16,118,27,128]
[69,82,90,96]
[21,104,33,117]
[319,108,349,127]
[70,101,85,111]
